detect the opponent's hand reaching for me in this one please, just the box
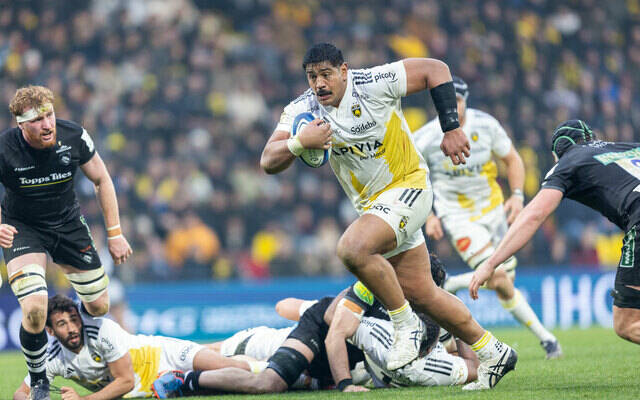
[60,387,81,400]
[441,127,470,165]
[469,261,495,300]
[343,385,369,392]
[109,235,133,265]
[0,223,17,248]
[425,215,444,240]
[298,119,332,150]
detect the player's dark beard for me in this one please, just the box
[63,331,83,350]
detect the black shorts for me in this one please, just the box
[287,296,364,384]
[2,214,102,271]
[613,225,640,309]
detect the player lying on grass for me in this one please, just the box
[13,294,264,400]
[152,256,481,397]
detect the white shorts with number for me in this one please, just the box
[441,206,511,269]
[157,337,204,372]
[220,326,293,361]
[364,187,433,258]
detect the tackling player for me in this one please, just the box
[413,77,561,358]
[470,120,640,346]
[259,42,515,390]
[12,295,259,400]
[1,86,132,399]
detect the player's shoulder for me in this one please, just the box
[350,61,403,88]
[0,126,20,145]
[47,338,63,361]
[285,89,318,112]
[467,108,500,127]
[55,118,84,138]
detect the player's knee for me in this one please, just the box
[23,303,47,331]
[84,295,110,317]
[336,235,369,270]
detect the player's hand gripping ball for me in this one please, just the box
[292,112,330,168]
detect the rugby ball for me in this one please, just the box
[291,112,330,168]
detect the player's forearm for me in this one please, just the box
[504,152,525,194]
[486,204,546,269]
[260,140,296,174]
[94,174,121,229]
[81,377,134,400]
[325,336,352,385]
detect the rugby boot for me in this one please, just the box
[463,344,518,390]
[152,370,185,398]
[386,313,425,370]
[541,339,563,360]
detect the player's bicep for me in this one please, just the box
[108,352,134,378]
[79,151,107,184]
[403,58,451,95]
[266,129,291,145]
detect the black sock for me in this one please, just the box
[183,370,202,392]
[20,325,49,386]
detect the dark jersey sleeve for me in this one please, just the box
[541,152,580,194]
[77,126,96,165]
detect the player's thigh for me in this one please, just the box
[613,225,640,310]
[339,213,397,257]
[3,216,49,275]
[51,215,102,271]
[442,217,493,268]
[389,243,437,301]
[6,253,49,313]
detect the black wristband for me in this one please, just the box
[337,378,353,391]
[430,81,460,133]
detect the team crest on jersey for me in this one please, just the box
[398,216,409,232]
[471,132,479,142]
[354,281,374,305]
[456,237,472,252]
[351,103,361,118]
[91,352,102,362]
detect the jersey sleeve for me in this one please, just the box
[78,128,96,164]
[344,281,377,314]
[97,319,130,363]
[275,95,310,133]
[489,117,512,158]
[541,155,578,194]
[355,61,407,102]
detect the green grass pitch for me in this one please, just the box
[1,327,638,399]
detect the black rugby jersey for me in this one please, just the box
[0,119,96,228]
[542,141,640,231]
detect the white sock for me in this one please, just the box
[500,289,555,342]
[443,271,474,293]
[470,331,505,362]
[389,301,413,326]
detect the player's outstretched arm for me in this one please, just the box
[80,152,132,265]
[324,300,368,392]
[500,146,526,224]
[62,353,135,400]
[470,188,563,299]
[402,58,470,165]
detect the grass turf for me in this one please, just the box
[1,327,638,399]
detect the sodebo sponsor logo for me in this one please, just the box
[351,120,377,134]
[374,71,397,82]
[19,171,72,185]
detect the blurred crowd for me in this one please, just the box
[0,0,638,284]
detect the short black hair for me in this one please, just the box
[551,119,596,158]
[429,253,447,288]
[302,43,344,70]
[47,294,79,328]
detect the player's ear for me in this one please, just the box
[45,326,53,336]
[340,63,348,81]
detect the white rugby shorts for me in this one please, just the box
[364,187,433,258]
